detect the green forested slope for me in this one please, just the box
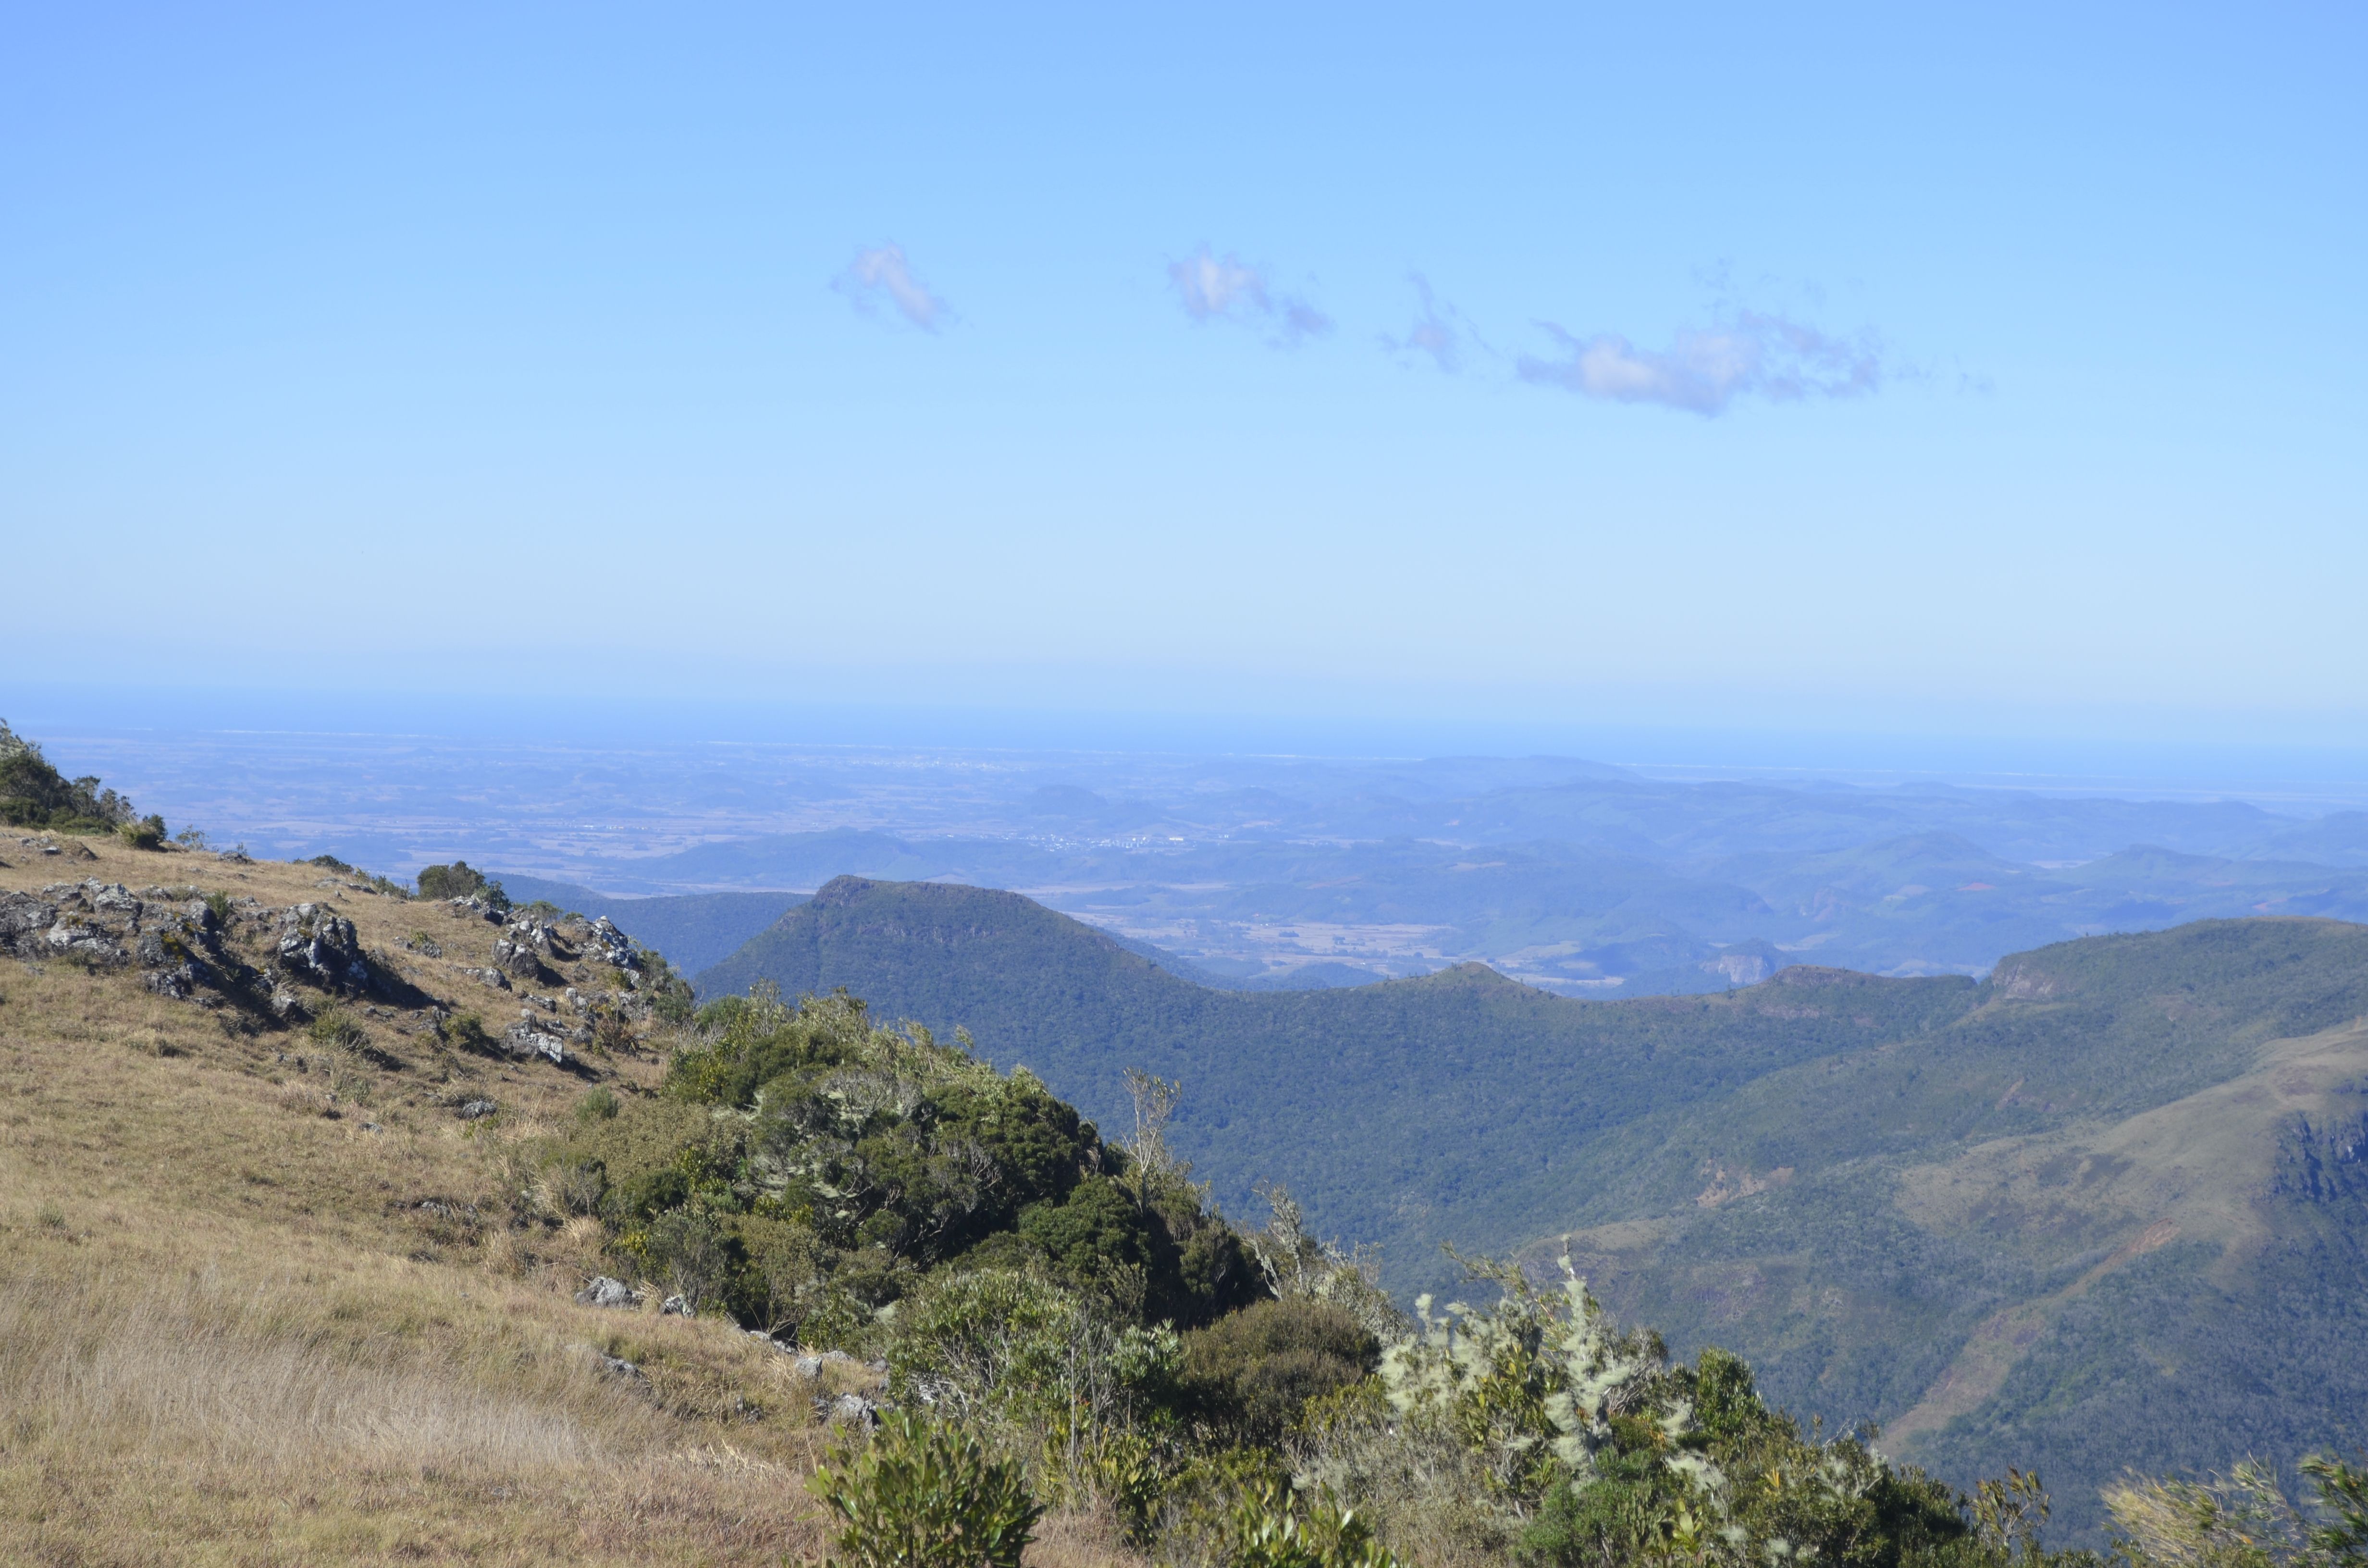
[698,877,1979,1299]
[699,881,2368,1542]
[1537,918,2368,1540]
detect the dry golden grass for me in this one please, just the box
[0,841,1131,1565]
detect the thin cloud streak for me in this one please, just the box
[834,243,951,332]
[1517,310,1883,414]
[1168,245,1332,348]
[1381,274,1484,372]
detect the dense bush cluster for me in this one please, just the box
[563,982,2368,1568]
[416,860,498,903]
[563,985,1260,1346]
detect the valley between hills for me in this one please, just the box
[690,877,2368,1542]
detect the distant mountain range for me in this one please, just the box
[693,876,2368,1542]
[130,724,2368,998]
[596,802,2368,996]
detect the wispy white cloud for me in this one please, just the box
[1517,309,1883,415]
[833,243,951,332]
[1168,245,1332,348]
[1381,274,1485,372]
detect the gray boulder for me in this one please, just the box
[501,1020,567,1065]
[0,893,58,955]
[90,883,141,918]
[575,1276,641,1309]
[45,920,125,964]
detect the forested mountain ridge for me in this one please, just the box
[698,878,2368,1542]
[696,877,1984,1294]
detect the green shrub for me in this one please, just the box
[173,825,210,850]
[1231,1479,1405,1568]
[117,815,167,850]
[808,1409,1045,1568]
[647,1208,740,1313]
[694,994,751,1032]
[204,891,235,924]
[415,860,488,900]
[1181,1297,1379,1447]
[576,1087,621,1122]
[307,853,355,873]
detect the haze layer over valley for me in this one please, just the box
[44,719,2368,998]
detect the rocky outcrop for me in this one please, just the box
[585,916,638,971]
[0,892,59,956]
[274,904,371,992]
[7,881,256,1004]
[490,937,554,984]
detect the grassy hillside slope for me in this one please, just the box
[699,879,2368,1542]
[0,844,1125,1566]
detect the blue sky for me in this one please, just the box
[4,3,2363,748]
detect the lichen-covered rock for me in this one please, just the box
[275,904,371,992]
[0,893,58,955]
[45,920,126,964]
[575,1276,640,1309]
[505,917,563,953]
[501,1019,567,1064]
[89,883,141,919]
